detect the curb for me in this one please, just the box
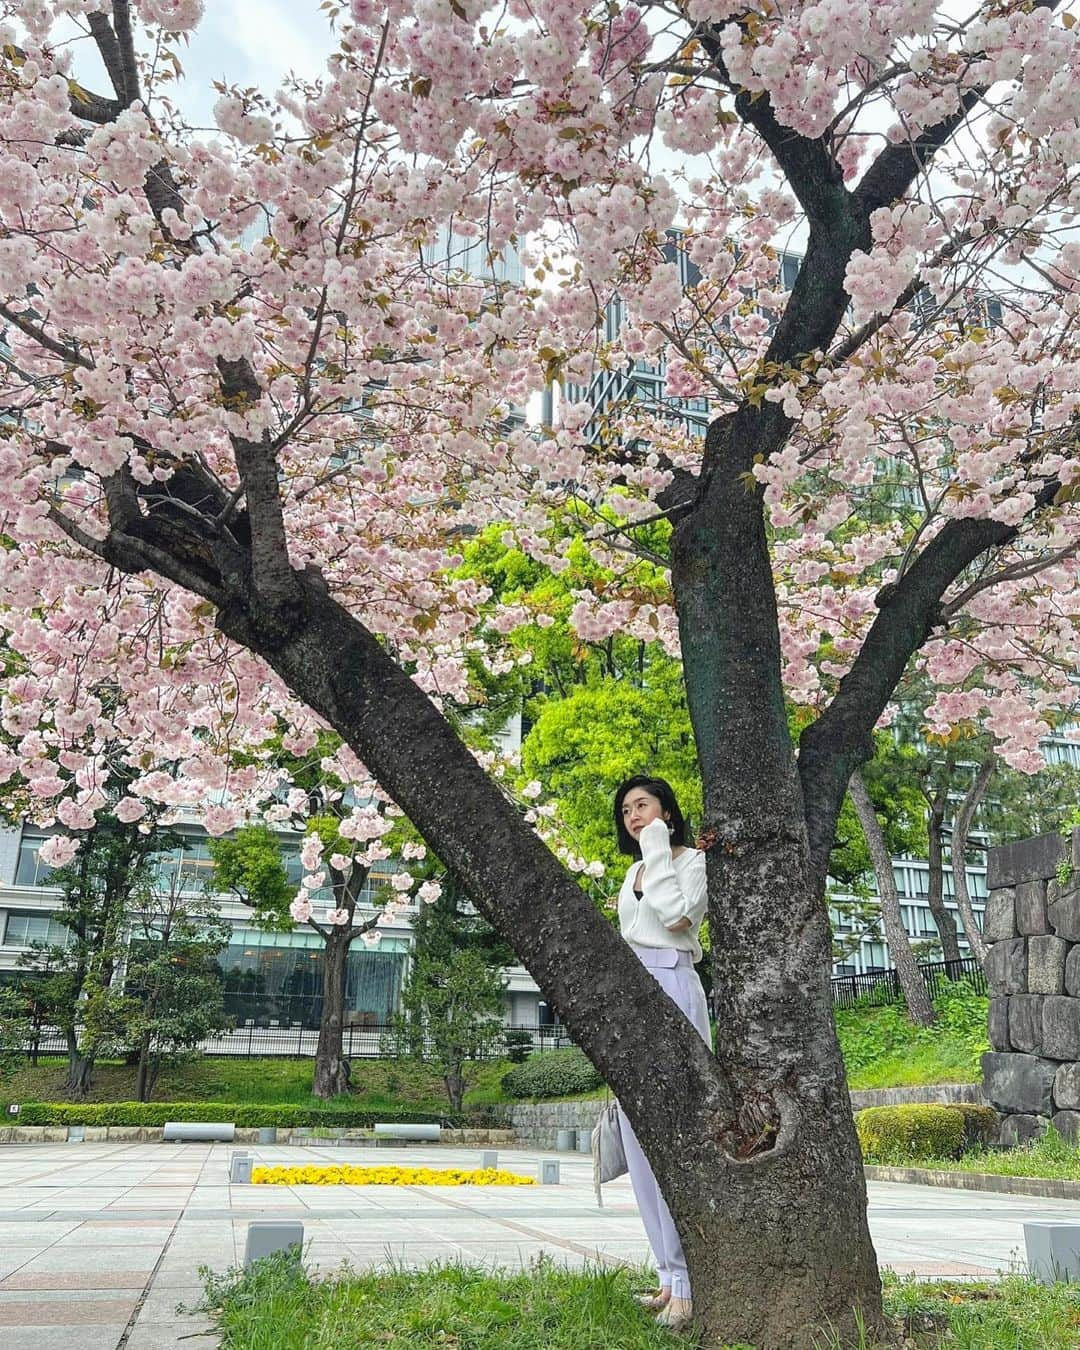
[866,1164,1080,1200]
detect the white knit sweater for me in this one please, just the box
[617,817,708,962]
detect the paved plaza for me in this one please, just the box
[0,1141,1078,1348]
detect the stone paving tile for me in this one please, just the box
[0,1323,130,1350]
[134,1286,205,1321]
[0,1297,137,1325]
[13,1247,157,1273]
[124,1319,218,1350]
[1,1270,150,1290]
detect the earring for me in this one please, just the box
[667,822,675,834]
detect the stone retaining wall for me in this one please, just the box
[506,1086,989,1148]
[508,1101,603,1149]
[848,1082,987,1111]
[982,827,1080,1144]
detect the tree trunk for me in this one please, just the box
[444,1063,465,1113]
[926,787,963,967]
[951,757,994,969]
[313,930,351,1099]
[663,418,884,1346]
[849,770,936,1026]
[135,1030,154,1102]
[65,1052,94,1098]
[216,558,882,1345]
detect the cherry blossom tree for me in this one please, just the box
[2,2,1080,1343]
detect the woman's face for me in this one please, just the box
[621,787,667,843]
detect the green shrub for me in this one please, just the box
[500,1048,602,1100]
[5,1100,507,1129]
[950,1103,999,1151]
[854,1103,999,1163]
[502,1030,534,1064]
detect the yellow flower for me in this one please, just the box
[250,1164,535,1187]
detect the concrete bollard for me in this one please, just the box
[68,1126,85,1143]
[244,1221,304,1269]
[539,1159,560,1185]
[576,1130,592,1154]
[257,1127,277,1145]
[230,1153,254,1184]
[1025,1223,1080,1283]
[556,1129,575,1151]
[481,1150,499,1170]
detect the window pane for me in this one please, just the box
[15,836,55,888]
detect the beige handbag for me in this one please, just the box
[591,1097,627,1208]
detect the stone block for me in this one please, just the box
[985,937,1027,996]
[539,1159,560,1184]
[244,1221,304,1269]
[983,888,1018,942]
[999,1113,1049,1147]
[1048,880,1080,943]
[230,1154,253,1184]
[1043,997,1080,1061]
[982,1051,1056,1115]
[988,832,1065,889]
[988,997,1011,1052]
[1028,936,1068,995]
[1016,880,1050,936]
[1066,947,1080,998]
[1052,1111,1080,1144]
[1009,995,1045,1054]
[1054,1062,1080,1112]
[1025,1222,1080,1284]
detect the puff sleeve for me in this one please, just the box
[637,818,707,930]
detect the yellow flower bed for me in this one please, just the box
[251,1165,536,1187]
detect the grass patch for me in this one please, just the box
[4,1055,515,1113]
[199,1254,684,1349]
[869,1126,1080,1182]
[195,1254,1080,1348]
[882,1271,1080,1348]
[837,979,988,1090]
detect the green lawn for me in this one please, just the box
[192,1254,1080,1349]
[836,980,988,1090]
[4,1055,515,1113]
[5,980,992,1110]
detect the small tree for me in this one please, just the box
[19,813,172,1097]
[210,817,394,1099]
[393,877,509,1112]
[123,882,231,1102]
[0,985,31,1090]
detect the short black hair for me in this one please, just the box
[613,775,689,858]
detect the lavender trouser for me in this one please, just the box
[616,943,711,1301]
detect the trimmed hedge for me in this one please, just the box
[501,1048,602,1100]
[855,1103,998,1164]
[4,1101,507,1129]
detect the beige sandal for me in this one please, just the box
[635,1288,671,1311]
[655,1296,693,1331]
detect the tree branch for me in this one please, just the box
[798,477,1061,881]
[0,304,93,369]
[216,357,302,618]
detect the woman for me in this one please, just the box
[611,774,710,1333]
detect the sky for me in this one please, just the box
[65,1,332,125]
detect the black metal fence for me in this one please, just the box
[22,1020,573,1062]
[830,956,986,1011]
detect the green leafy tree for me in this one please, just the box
[19,813,175,1097]
[393,876,510,1112]
[123,884,231,1101]
[0,984,31,1089]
